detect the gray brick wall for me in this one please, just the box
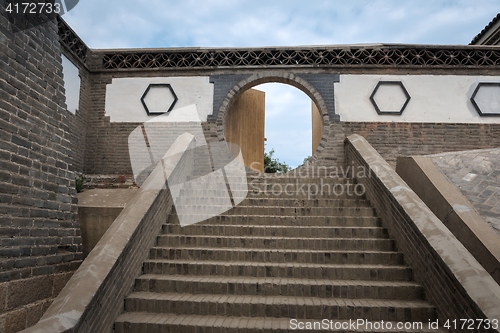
[83,73,140,176]
[78,60,499,178]
[297,73,339,121]
[342,122,500,168]
[0,6,83,331]
[84,70,500,177]
[61,48,90,173]
[209,74,252,122]
[209,73,339,122]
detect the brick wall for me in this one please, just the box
[83,73,136,176]
[83,68,500,179]
[61,48,90,173]
[340,122,500,167]
[83,72,218,176]
[0,7,83,332]
[82,119,500,178]
[291,121,500,175]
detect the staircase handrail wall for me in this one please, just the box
[396,155,500,285]
[345,134,500,332]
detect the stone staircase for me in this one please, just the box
[114,176,444,332]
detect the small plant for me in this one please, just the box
[75,174,84,193]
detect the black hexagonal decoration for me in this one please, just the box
[470,82,500,117]
[369,81,411,115]
[141,83,178,115]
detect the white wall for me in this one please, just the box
[61,54,81,114]
[105,77,214,122]
[335,75,500,123]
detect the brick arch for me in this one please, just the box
[215,72,331,161]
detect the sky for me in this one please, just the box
[63,0,500,168]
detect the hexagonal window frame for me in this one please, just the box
[141,83,178,115]
[369,81,411,115]
[470,82,500,117]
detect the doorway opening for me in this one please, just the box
[224,82,323,173]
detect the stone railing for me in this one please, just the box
[345,134,500,332]
[20,133,196,333]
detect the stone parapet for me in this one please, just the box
[397,155,500,284]
[345,134,500,332]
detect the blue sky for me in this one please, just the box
[63,0,500,168]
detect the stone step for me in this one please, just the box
[178,178,366,194]
[241,197,372,207]
[142,260,413,281]
[113,171,443,333]
[179,178,361,189]
[134,275,423,300]
[123,292,437,322]
[169,206,376,217]
[156,235,395,251]
[162,224,389,238]
[187,177,356,185]
[114,313,447,333]
[167,215,382,227]
[192,183,360,193]
[149,247,403,265]
[174,197,372,207]
[178,189,365,199]
[245,182,363,193]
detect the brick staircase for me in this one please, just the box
[114,176,444,332]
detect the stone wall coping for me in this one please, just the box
[76,189,138,208]
[91,43,500,53]
[19,133,196,333]
[91,44,500,71]
[396,155,500,284]
[346,134,500,325]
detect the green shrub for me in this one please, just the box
[264,149,290,173]
[75,174,84,193]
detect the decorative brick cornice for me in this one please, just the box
[57,16,90,67]
[98,45,500,70]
